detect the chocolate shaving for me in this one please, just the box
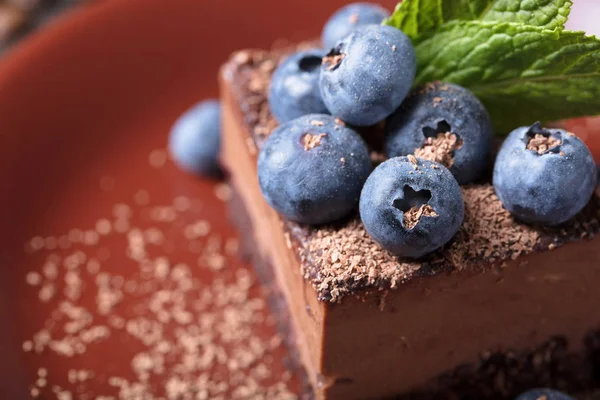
[527,134,561,154]
[403,205,438,230]
[302,133,326,150]
[415,132,463,168]
[322,52,345,71]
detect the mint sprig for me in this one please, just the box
[385,0,600,133]
[386,0,572,40]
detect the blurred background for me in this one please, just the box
[0,0,599,56]
[0,0,94,53]
[565,0,600,35]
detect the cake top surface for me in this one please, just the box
[223,48,600,303]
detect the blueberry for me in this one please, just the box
[384,82,493,184]
[359,156,464,258]
[493,122,597,226]
[320,25,416,127]
[515,388,574,400]
[268,48,330,123]
[258,114,371,225]
[321,3,390,49]
[169,100,221,176]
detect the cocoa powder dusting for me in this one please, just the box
[415,132,463,168]
[302,133,326,150]
[403,204,438,230]
[527,134,561,154]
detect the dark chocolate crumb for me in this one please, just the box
[322,52,345,71]
[415,132,462,168]
[527,134,561,154]
[404,205,438,230]
[302,133,326,151]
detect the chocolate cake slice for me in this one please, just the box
[219,48,600,400]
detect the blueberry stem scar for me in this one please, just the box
[416,120,463,168]
[422,120,452,139]
[393,186,438,229]
[322,47,345,71]
[525,122,561,155]
[302,133,326,151]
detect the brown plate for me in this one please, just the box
[0,0,396,397]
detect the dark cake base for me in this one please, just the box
[229,182,600,400]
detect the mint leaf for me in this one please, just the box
[413,21,600,132]
[480,0,572,28]
[385,0,572,40]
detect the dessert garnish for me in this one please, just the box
[165,1,600,259]
[257,114,371,225]
[254,0,600,257]
[385,0,600,132]
[168,100,221,177]
[268,48,329,123]
[321,2,390,49]
[384,81,492,184]
[319,24,416,126]
[359,156,464,258]
[493,122,597,226]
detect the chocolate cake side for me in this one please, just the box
[228,186,315,400]
[220,47,600,400]
[229,172,600,400]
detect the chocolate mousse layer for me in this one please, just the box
[220,47,600,400]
